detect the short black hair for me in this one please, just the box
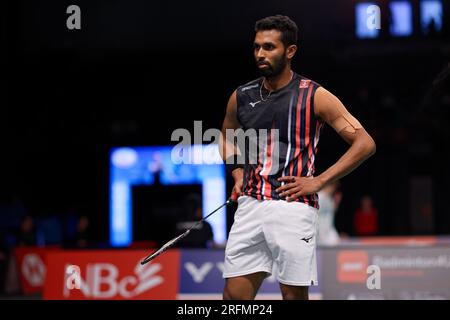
[255,15,298,47]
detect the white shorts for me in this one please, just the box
[223,195,319,286]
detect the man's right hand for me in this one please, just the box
[231,168,244,201]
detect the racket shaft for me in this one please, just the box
[141,230,190,264]
[140,198,232,265]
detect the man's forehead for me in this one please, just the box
[254,30,282,44]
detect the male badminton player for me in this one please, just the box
[220,15,376,300]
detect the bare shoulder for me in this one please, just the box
[226,90,238,115]
[314,87,343,119]
[313,86,363,135]
[222,89,240,130]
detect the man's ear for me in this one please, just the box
[286,44,297,59]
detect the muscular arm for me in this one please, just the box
[220,90,244,198]
[314,86,376,187]
[219,90,241,161]
[277,86,376,201]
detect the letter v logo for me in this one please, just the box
[184,262,214,283]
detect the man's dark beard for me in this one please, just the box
[257,54,287,78]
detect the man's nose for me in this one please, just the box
[256,48,265,59]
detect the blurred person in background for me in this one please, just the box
[17,215,36,247]
[65,215,91,248]
[354,195,378,236]
[73,215,91,248]
[174,193,214,249]
[317,180,342,246]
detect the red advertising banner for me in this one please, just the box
[43,249,180,300]
[14,246,61,295]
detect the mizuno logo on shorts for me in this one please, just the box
[301,236,313,243]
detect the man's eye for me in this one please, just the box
[263,44,274,50]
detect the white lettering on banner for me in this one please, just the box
[118,276,137,298]
[62,261,164,298]
[63,264,90,297]
[366,265,381,290]
[66,265,81,290]
[372,255,450,269]
[184,262,214,283]
[185,262,278,283]
[91,263,118,298]
[133,263,164,295]
[342,262,364,272]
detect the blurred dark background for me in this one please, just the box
[1,0,450,248]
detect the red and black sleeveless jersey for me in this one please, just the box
[236,72,324,209]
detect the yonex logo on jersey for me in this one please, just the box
[299,80,311,88]
[241,83,259,91]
